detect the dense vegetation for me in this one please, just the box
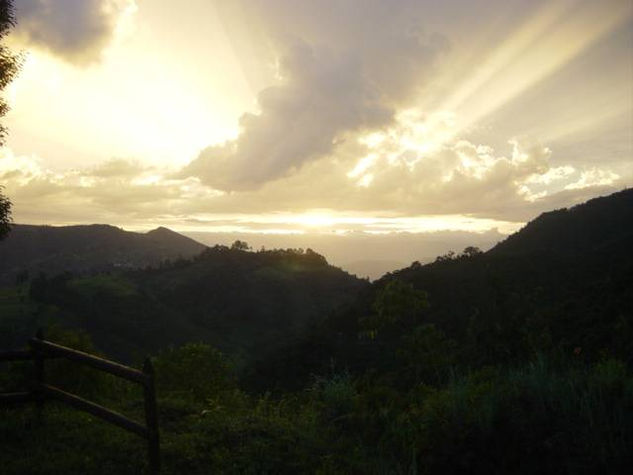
[0,225,207,285]
[1,189,632,473]
[1,244,366,364]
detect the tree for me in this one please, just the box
[154,343,235,402]
[0,0,20,239]
[0,0,20,143]
[0,186,10,239]
[462,246,482,257]
[231,239,251,251]
[360,279,428,337]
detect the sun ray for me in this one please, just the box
[413,0,632,150]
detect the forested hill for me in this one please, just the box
[3,245,367,363]
[0,224,207,283]
[490,188,633,256]
[253,189,633,389]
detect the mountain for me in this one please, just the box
[491,188,633,257]
[0,224,207,284]
[2,244,367,363]
[253,189,633,388]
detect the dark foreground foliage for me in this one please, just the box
[1,336,632,474]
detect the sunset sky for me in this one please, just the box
[1,0,631,275]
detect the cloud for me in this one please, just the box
[181,38,392,190]
[0,150,191,223]
[171,0,631,223]
[90,158,146,178]
[13,0,135,64]
[564,167,620,190]
[191,123,625,222]
[2,0,629,237]
[1,142,626,232]
[180,0,449,190]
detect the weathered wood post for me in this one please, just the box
[3,336,162,471]
[143,358,160,474]
[31,328,45,422]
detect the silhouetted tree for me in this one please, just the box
[0,1,20,240]
[360,279,428,338]
[0,185,10,239]
[462,245,482,257]
[434,250,456,262]
[231,239,251,251]
[0,0,20,143]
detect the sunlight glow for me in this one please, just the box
[4,0,629,239]
[292,213,338,228]
[537,104,632,144]
[348,153,378,179]
[440,0,631,140]
[151,212,524,235]
[5,2,254,169]
[359,132,387,149]
[390,0,633,157]
[342,0,631,190]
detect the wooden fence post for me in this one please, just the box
[3,336,161,471]
[32,328,45,422]
[143,358,160,474]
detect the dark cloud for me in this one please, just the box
[181,0,449,190]
[14,0,133,64]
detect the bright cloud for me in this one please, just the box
[565,168,621,191]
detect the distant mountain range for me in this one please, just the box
[1,189,631,370]
[1,232,366,362]
[0,224,207,284]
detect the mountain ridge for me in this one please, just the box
[489,188,633,256]
[249,188,633,389]
[0,223,207,283]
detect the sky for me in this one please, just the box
[0,0,631,277]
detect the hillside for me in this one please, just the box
[252,188,633,387]
[0,224,207,284]
[491,188,633,256]
[1,245,367,363]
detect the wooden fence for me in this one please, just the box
[0,330,160,474]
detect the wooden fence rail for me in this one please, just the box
[0,330,160,474]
